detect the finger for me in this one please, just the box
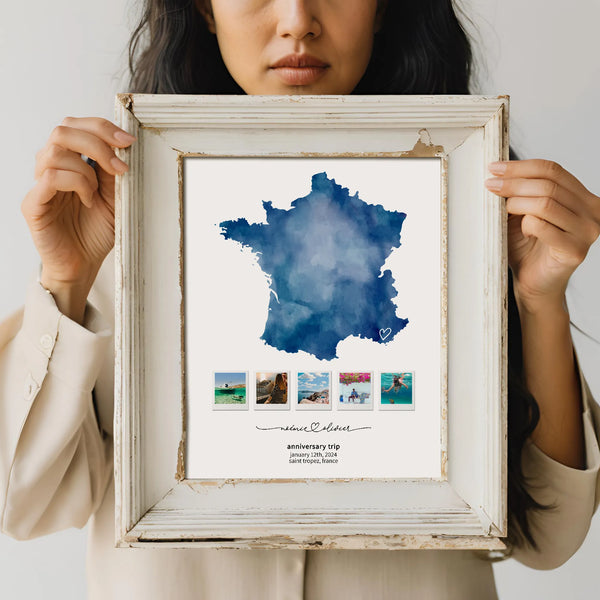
[61,116,136,148]
[506,196,599,243]
[488,159,591,200]
[47,124,130,176]
[34,144,98,187]
[485,177,590,218]
[26,169,97,211]
[521,215,590,266]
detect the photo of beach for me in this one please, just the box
[297,372,331,411]
[255,372,290,410]
[338,372,373,411]
[213,372,248,411]
[380,372,415,411]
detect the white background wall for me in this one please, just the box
[0,1,598,597]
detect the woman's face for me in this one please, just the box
[198,0,383,95]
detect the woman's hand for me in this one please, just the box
[21,117,136,322]
[486,159,598,469]
[486,159,600,312]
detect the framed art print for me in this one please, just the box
[115,94,508,549]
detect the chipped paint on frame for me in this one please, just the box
[176,151,186,482]
[119,534,507,551]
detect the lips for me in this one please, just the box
[270,53,329,85]
[271,53,328,68]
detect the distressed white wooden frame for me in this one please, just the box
[114,94,508,549]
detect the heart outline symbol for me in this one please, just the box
[379,328,391,341]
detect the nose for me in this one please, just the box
[276,0,322,40]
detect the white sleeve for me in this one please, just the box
[0,278,113,540]
[512,348,600,569]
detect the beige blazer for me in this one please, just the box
[1,252,600,600]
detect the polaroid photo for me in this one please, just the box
[255,372,291,410]
[212,372,249,411]
[379,372,415,411]
[337,372,373,411]
[296,371,332,411]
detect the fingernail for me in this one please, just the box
[111,156,128,173]
[485,178,503,191]
[114,130,136,144]
[488,161,507,174]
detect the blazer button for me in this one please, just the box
[40,334,54,352]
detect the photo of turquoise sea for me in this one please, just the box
[380,372,413,405]
[214,372,247,404]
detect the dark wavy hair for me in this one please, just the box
[128,0,546,550]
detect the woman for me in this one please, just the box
[1,1,599,598]
[384,373,409,394]
[265,373,287,404]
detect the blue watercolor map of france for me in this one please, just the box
[219,172,409,361]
